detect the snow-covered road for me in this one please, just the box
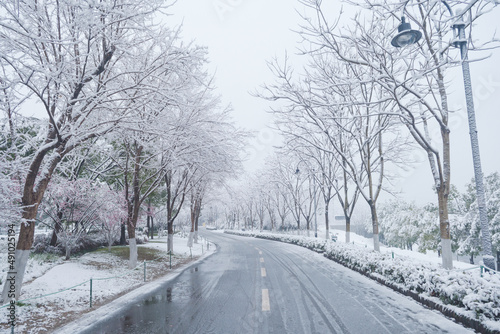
[67,231,473,334]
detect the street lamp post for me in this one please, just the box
[391,0,496,270]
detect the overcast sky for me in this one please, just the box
[169,1,500,204]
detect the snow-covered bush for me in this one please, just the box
[32,234,63,255]
[32,232,108,257]
[134,233,149,245]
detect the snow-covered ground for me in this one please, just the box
[0,234,213,333]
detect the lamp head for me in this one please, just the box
[391,16,422,47]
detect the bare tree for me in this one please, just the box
[283,0,492,267]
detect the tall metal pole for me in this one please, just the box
[453,21,496,270]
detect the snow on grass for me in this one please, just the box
[226,230,500,332]
[330,228,476,270]
[0,234,210,333]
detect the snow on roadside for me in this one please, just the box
[282,228,476,269]
[0,234,211,334]
[226,230,500,333]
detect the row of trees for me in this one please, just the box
[218,0,499,270]
[0,0,243,302]
[257,0,499,270]
[220,158,500,266]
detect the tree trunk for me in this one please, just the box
[150,216,154,239]
[369,201,380,252]
[188,212,195,248]
[345,217,351,244]
[168,233,174,253]
[120,222,126,245]
[49,229,58,247]
[194,211,199,244]
[127,217,138,268]
[126,204,140,268]
[1,249,30,303]
[1,176,48,302]
[438,189,453,269]
[129,238,137,269]
[146,216,151,240]
[167,219,174,253]
[187,232,194,247]
[65,243,71,260]
[126,143,143,269]
[188,204,195,247]
[50,211,63,246]
[325,205,330,240]
[127,219,138,269]
[3,230,28,300]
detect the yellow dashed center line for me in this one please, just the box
[262,289,270,311]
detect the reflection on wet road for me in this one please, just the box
[79,232,473,334]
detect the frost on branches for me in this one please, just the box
[0,0,172,301]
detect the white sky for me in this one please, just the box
[168,1,500,205]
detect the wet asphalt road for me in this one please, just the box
[79,232,473,334]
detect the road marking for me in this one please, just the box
[262,289,270,311]
[261,268,266,277]
[259,251,262,255]
[260,257,264,263]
